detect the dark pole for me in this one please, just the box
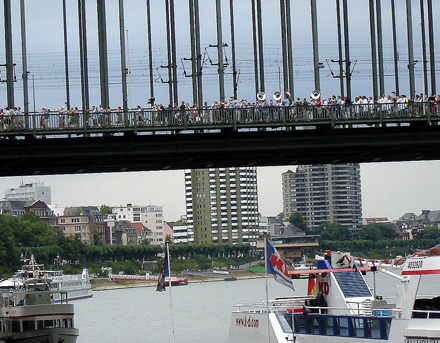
[376,0,384,96]
[194,0,202,106]
[391,0,399,95]
[119,0,128,111]
[169,0,178,105]
[426,0,436,94]
[285,0,294,97]
[406,0,415,99]
[279,0,288,94]
[251,0,259,96]
[78,0,89,112]
[20,0,29,123]
[62,0,70,110]
[342,0,351,101]
[164,0,173,106]
[215,0,225,101]
[229,0,237,100]
[189,0,198,105]
[97,0,109,108]
[336,0,344,97]
[311,0,320,92]
[256,0,264,93]
[4,0,14,109]
[420,0,428,97]
[369,0,378,100]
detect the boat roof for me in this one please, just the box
[289,266,373,276]
[401,255,440,275]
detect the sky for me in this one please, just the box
[1,1,440,222]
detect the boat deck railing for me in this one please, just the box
[233,298,402,319]
[412,309,440,319]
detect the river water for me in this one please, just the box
[73,272,438,343]
[74,277,298,343]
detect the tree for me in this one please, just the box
[311,222,352,241]
[288,212,308,233]
[100,204,112,215]
[173,219,186,226]
[354,224,399,242]
[417,226,440,239]
[165,234,171,243]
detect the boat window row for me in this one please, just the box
[288,314,391,340]
[0,317,73,333]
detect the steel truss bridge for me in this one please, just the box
[1,103,439,177]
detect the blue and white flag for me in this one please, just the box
[156,249,170,292]
[266,240,295,291]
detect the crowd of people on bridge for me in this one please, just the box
[1,92,440,131]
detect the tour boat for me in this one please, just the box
[0,278,79,343]
[227,250,440,343]
[41,268,93,301]
[0,257,92,301]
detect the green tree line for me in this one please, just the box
[0,214,253,275]
[287,213,440,258]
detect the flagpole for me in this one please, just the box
[166,242,176,343]
[264,237,271,343]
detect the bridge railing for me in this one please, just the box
[0,102,437,135]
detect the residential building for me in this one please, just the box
[111,204,165,245]
[23,200,58,226]
[167,220,194,244]
[282,164,362,230]
[0,199,57,226]
[363,217,390,226]
[395,212,421,240]
[185,167,259,245]
[58,206,105,245]
[5,182,51,204]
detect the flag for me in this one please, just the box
[266,240,295,290]
[307,276,315,295]
[156,248,170,292]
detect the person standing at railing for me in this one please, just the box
[42,108,50,129]
[116,106,123,126]
[136,105,144,126]
[428,94,436,115]
[91,106,98,127]
[58,107,66,128]
[0,108,3,130]
[14,107,23,129]
[104,106,111,127]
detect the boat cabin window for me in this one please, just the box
[336,317,350,337]
[275,313,293,334]
[11,320,20,333]
[293,314,391,340]
[412,274,440,318]
[22,320,35,331]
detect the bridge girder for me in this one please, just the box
[0,123,438,177]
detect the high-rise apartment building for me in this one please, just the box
[5,182,51,204]
[282,164,362,230]
[185,167,259,245]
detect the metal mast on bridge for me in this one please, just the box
[4,0,14,109]
[97,0,110,108]
[279,0,294,98]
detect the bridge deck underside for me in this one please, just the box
[0,122,438,176]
